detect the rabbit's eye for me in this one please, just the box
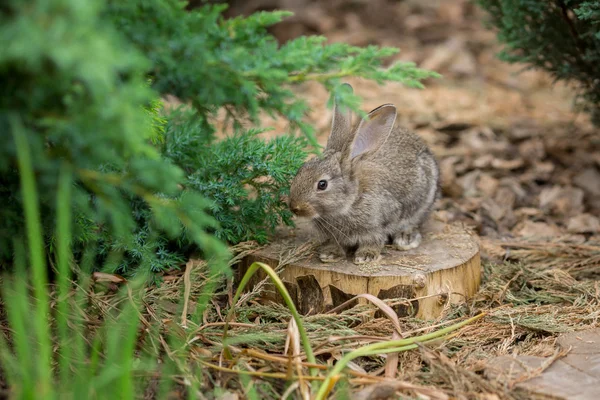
[317,180,328,191]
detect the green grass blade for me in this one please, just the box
[223,262,317,375]
[189,367,200,399]
[2,243,33,398]
[56,164,74,389]
[11,117,53,398]
[95,276,145,397]
[156,358,176,400]
[0,330,19,390]
[81,333,104,398]
[315,313,487,399]
[73,241,98,397]
[117,300,142,398]
[73,272,95,399]
[240,372,260,400]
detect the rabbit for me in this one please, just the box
[289,84,440,264]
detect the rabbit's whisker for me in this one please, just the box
[314,218,342,249]
[318,216,351,242]
[313,219,327,239]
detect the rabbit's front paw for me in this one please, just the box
[394,231,422,251]
[353,248,382,264]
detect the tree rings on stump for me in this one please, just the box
[238,215,481,319]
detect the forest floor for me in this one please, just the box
[180,1,600,398]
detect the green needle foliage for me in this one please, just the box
[165,113,308,244]
[1,0,437,277]
[478,0,600,124]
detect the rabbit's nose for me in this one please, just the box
[291,203,314,217]
[290,204,301,215]
[290,201,305,216]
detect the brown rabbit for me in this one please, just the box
[289,84,440,264]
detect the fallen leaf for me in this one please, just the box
[533,161,555,178]
[573,167,600,197]
[480,238,506,260]
[92,272,127,283]
[518,137,546,162]
[440,156,463,198]
[491,158,525,170]
[539,186,584,216]
[477,173,500,197]
[473,154,494,169]
[458,170,480,197]
[514,207,543,217]
[351,384,396,400]
[433,121,473,133]
[191,347,213,358]
[420,37,465,72]
[505,117,540,139]
[567,214,600,233]
[481,198,506,223]
[460,128,510,153]
[449,48,477,76]
[494,186,517,211]
[512,220,562,238]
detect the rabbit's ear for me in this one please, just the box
[326,83,353,151]
[350,104,396,160]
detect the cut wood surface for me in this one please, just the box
[239,214,481,319]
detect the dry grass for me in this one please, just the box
[65,234,599,399]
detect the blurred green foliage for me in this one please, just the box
[0,0,227,275]
[478,0,600,124]
[1,0,437,276]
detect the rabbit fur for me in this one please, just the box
[289,84,440,264]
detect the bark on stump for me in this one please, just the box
[239,216,481,319]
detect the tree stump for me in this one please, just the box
[239,215,481,319]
